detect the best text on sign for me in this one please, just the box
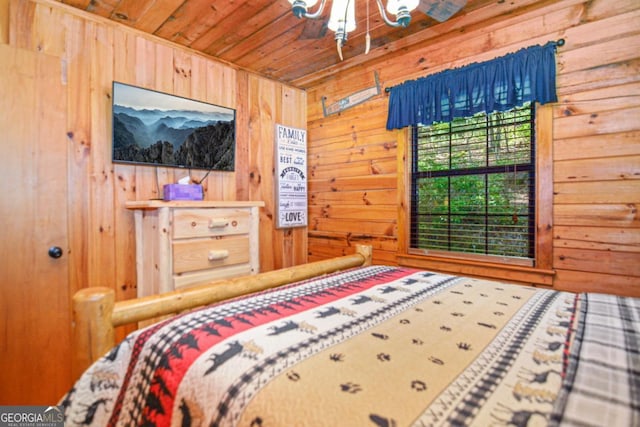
[275,124,307,228]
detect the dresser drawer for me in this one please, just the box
[173,208,251,239]
[173,236,250,274]
[174,264,254,290]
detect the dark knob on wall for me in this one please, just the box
[48,246,63,259]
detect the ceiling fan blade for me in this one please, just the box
[418,0,467,22]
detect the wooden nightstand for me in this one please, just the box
[126,200,264,297]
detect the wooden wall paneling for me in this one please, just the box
[307,93,399,264]
[562,7,640,49]
[310,174,397,193]
[201,56,238,201]
[217,63,240,201]
[311,216,397,238]
[554,247,639,276]
[309,140,397,170]
[311,158,396,182]
[172,48,192,99]
[310,188,397,206]
[535,105,554,271]
[554,108,640,139]
[395,129,408,255]
[311,158,396,180]
[88,21,118,300]
[112,159,137,328]
[247,74,277,270]
[243,75,308,270]
[554,269,640,296]
[134,33,157,88]
[157,42,180,189]
[63,11,91,301]
[309,138,396,166]
[158,45,189,192]
[554,181,640,204]
[309,117,396,141]
[560,35,640,76]
[273,86,294,268]
[260,78,288,269]
[307,236,396,261]
[556,83,640,119]
[557,60,640,96]
[32,1,66,56]
[554,225,640,253]
[587,0,639,18]
[307,104,389,140]
[554,204,640,228]
[308,204,397,223]
[132,36,161,200]
[208,55,237,107]
[555,155,640,183]
[112,29,141,338]
[309,232,398,252]
[190,54,218,197]
[8,0,35,48]
[279,84,308,266]
[554,132,640,161]
[235,70,250,201]
[0,0,8,43]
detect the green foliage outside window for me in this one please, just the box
[411,104,535,259]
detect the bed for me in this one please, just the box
[62,245,639,426]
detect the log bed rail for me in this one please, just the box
[71,244,372,380]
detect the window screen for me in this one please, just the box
[410,103,535,260]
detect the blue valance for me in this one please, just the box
[386,42,558,130]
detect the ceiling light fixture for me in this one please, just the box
[288,0,419,60]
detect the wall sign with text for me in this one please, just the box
[275,124,307,228]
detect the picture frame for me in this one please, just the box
[112,81,236,171]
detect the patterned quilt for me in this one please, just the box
[61,266,640,426]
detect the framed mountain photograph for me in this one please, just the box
[112,81,236,171]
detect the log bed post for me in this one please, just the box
[71,287,115,381]
[356,243,372,266]
[71,244,373,380]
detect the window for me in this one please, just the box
[410,103,535,265]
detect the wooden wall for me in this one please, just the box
[305,0,640,296]
[0,0,305,404]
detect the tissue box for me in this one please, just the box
[163,184,203,201]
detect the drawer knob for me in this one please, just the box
[208,249,229,261]
[208,219,229,229]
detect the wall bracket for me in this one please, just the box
[321,71,381,117]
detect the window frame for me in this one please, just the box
[396,104,555,286]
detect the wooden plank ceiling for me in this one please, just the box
[59,0,498,88]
